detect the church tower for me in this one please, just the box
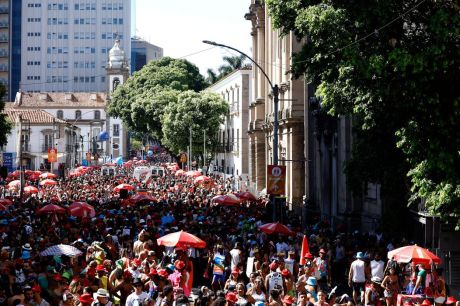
[106,39,130,159]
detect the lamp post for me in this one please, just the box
[202,40,279,165]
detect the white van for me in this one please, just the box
[151,166,166,178]
[133,166,151,181]
[101,166,116,176]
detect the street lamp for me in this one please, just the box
[202,40,279,165]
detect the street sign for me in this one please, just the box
[180,153,187,163]
[48,148,57,162]
[266,165,286,195]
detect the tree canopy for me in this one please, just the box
[0,84,12,146]
[161,91,228,155]
[108,57,206,139]
[265,0,460,227]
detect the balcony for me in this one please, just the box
[0,49,7,58]
[0,64,8,72]
[0,21,7,28]
[21,144,31,152]
[0,7,8,14]
[0,35,7,43]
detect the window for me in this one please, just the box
[56,110,63,119]
[94,110,100,120]
[113,124,120,137]
[75,110,81,120]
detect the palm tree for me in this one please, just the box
[217,55,247,78]
[206,68,218,85]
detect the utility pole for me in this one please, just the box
[203,129,206,169]
[17,115,24,201]
[189,126,192,170]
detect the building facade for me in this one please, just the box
[2,107,78,171]
[131,36,163,73]
[207,68,252,189]
[19,0,131,93]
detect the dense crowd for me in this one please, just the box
[0,153,458,306]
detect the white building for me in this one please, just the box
[20,0,131,93]
[2,107,78,171]
[207,68,252,190]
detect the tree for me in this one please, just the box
[161,91,228,157]
[206,68,218,85]
[0,84,12,146]
[218,55,248,78]
[265,0,460,227]
[107,57,206,139]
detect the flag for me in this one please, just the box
[299,235,310,265]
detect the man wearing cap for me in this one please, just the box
[29,284,50,306]
[313,249,331,291]
[126,278,149,306]
[265,261,285,295]
[96,264,109,290]
[349,252,367,304]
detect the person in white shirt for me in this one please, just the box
[229,242,242,270]
[126,278,149,306]
[349,252,367,305]
[370,253,385,281]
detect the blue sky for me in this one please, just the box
[134,0,252,75]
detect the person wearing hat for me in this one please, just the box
[265,261,285,295]
[128,258,142,279]
[225,291,238,306]
[79,293,94,306]
[365,277,381,306]
[306,277,319,302]
[126,278,149,306]
[281,269,295,297]
[349,252,367,305]
[225,268,240,291]
[92,288,112,306]
[313,249,331,291]
[96,264,108,290]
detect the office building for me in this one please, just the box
[19,0,131,93]
[131,36,163,73]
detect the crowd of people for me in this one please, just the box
[0,153,458,306]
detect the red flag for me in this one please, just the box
[299,235,310,265]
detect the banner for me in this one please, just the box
[266,165,286,195]
[48,148,57,162]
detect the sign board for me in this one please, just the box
[266,165,286,195]
[48,148,58,163]
[180,153,187,163]
[2,153,13,172]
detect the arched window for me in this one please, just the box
[112,77,120,92]
[94,110,101,120]
[56,110,63,119]
[75,110,81,119]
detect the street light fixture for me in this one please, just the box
[202,40,279,165]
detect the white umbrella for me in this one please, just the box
[40,244,83,257]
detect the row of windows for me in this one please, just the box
[74,47,96,54]
[102,3,124,10]
[48,18,68,25]
[73,76,96,83]
[74,18,96,25]
[48,32,69,40]
[74,3,97,11]
[101,33,123,40]
[47,47,69,54]
[27,47,41,51]
[27,32,41,37]
[47,76,69,83]
[26,61,40,66]
[27,18,41,22]
[48,3,69,10]
[74,61,96,69]
[74,32,96,40]
[47,61,69,68]
[56,110,102,120]
[102,18,123,25]
[27,3,42,8]
[26,76,41,80]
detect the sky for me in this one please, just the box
[133,0,253,76]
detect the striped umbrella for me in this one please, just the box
[39,172,57,179]
[40,244,83,257]
[24,186,39,194]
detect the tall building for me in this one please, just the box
[131,36,163,73]
[207,68,252,189]
[19,0,131,93]
[0,0,9,96]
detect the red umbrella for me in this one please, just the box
[24,170,34,175]
[8,180,21,189]
[387,244,442,265]
[69,202,96,218]
[103,163,117,166]
[185,170,202,178]
[157,230,206,249]
[40,179,58,186]
[38,204,66,214]
[129,194,156,203]
[194,175,213,185]
[259,222,295,236]
[0,198,13,206]
[8,170,20,178]
[212,194,241,206]
[23,186,39,194]
[113,183,134,192]
[0,204,7,211]
[40,172,57,179]
[235,191,257,202]
[175,169,185,177]
[29,173,41,180]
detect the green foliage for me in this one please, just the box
[161,91,228,154]
[108,57,206,139]
[266,0,460,226]
[206,55,249,85]
[0,84,12,146]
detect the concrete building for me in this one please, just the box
[2,107,78,171]
[19,0,131,93]
[245,1,382,230]
[131,36,163,73]
[207,68,252,189]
